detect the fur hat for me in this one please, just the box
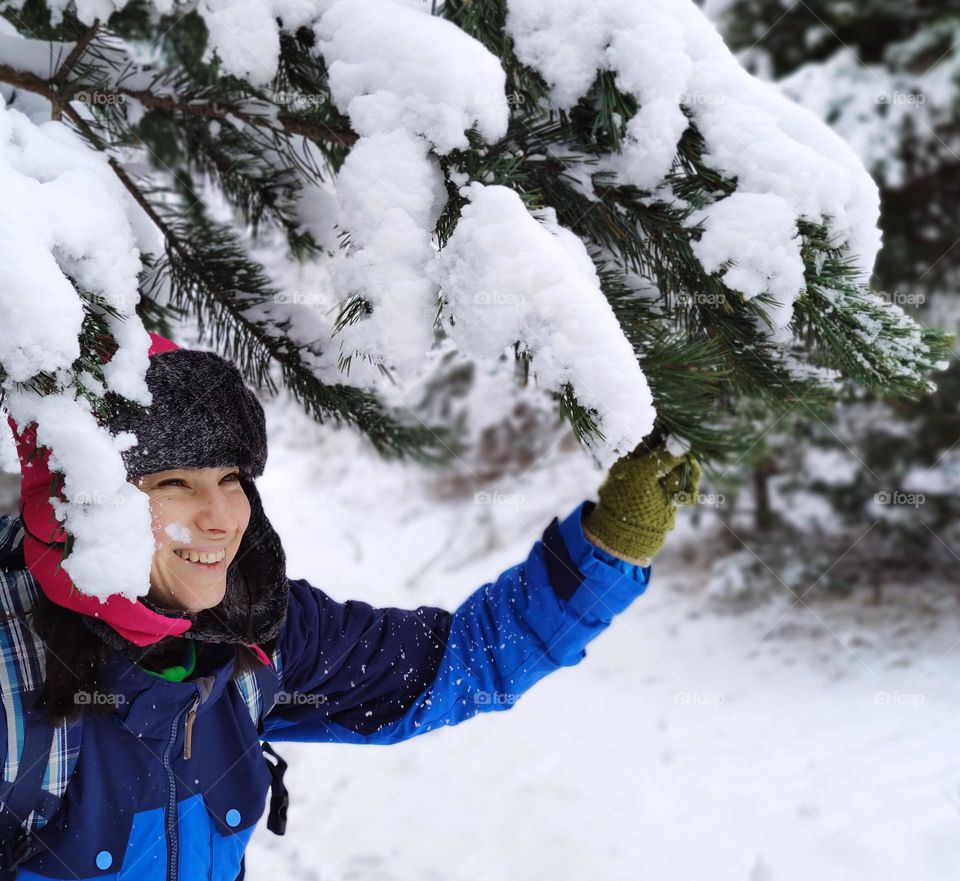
[11,333,288,662]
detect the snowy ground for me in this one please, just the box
[241,397,960,881]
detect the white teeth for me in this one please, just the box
[174,548,226,564]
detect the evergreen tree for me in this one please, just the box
[0,0,950,596]
[708,0,960,572]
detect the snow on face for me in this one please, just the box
[140,468,252,614]
[164,521,193,545]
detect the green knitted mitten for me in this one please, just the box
[583,443,702,565]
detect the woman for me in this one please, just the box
[0,333,699,880]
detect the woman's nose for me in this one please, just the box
[194,488,239,533]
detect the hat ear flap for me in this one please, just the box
[192,477,288,645]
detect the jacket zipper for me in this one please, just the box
[184,696,200,760]
[162,692,200,881]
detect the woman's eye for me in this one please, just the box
[154,473,239,488]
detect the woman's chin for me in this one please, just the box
[183,581,228,612]
[150,577,228,613]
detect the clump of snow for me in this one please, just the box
[4,390,154,601]
[433,183,655,465]
[315,0,509,152]
[40,0,319,86]
[331,130,447,378]
[688,192,805,337]
[312,0,508,381]
[317,0,654,457]
[198,0,282,87]
[0,96,151,394]
[0,95,156,601]
[505,0,883,328]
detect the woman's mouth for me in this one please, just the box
[173,547,227,573]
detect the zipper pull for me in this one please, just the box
[184,696,200,760]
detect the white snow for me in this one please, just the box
[0,94,155,601]
[0,0,907,592]
[505,0,883,330]
[315,0,509,152]
[3,390,154,601]
[198,0,282,87]
[434,183,655,464]
[164,521,192,544]
[314,0,654,458]
[689,192,805,337]
[331,130,446,379]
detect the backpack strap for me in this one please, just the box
[233,644,283,729]
[0,707,55,876]
[233,647,288,838]
[0,518,83,874]
[260,743,288,835]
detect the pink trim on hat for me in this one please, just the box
[148,332,180,355]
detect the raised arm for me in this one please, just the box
[263,442,699,745]
[263,501,649,745]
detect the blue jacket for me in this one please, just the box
[0,501,650,880]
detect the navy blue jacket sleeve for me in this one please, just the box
[262,500,651,744]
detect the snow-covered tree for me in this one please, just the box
[707,0,960,563]
[0,0,949,600]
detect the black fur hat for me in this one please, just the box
[94,347,288,655]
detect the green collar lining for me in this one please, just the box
[142,641,198,683]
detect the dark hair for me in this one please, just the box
[21,597,272,724]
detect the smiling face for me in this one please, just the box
[133,466,252,613]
